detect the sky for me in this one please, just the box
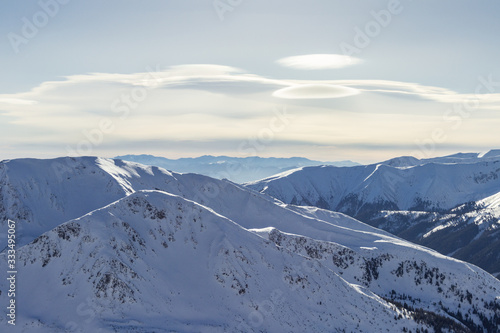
[1,0,500,164]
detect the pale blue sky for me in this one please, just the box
[1,0,500,163]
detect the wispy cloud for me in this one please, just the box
[0,98,38,105]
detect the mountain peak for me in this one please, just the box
[481,149,500,159]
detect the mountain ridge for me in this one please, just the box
[247,150,500,278]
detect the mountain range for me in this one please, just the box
[114,154,360,183]
[247,150,500,279]
[0,156,499,331]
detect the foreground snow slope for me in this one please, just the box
[1,190,500,332]
[0,190,436,332]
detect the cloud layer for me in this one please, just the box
[0,64,499,162]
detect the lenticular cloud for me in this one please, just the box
[276,54,362,70]
[273,84,359,99]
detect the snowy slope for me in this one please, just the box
[246,150,500,277]
[1,190,500,332]
[0,157,180,248]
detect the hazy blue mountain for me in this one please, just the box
[114,154,360,183]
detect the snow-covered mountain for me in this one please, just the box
[381,150,500,168]
[114,154,360,183]
[1,156,500,332]
[246,150,500,278]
